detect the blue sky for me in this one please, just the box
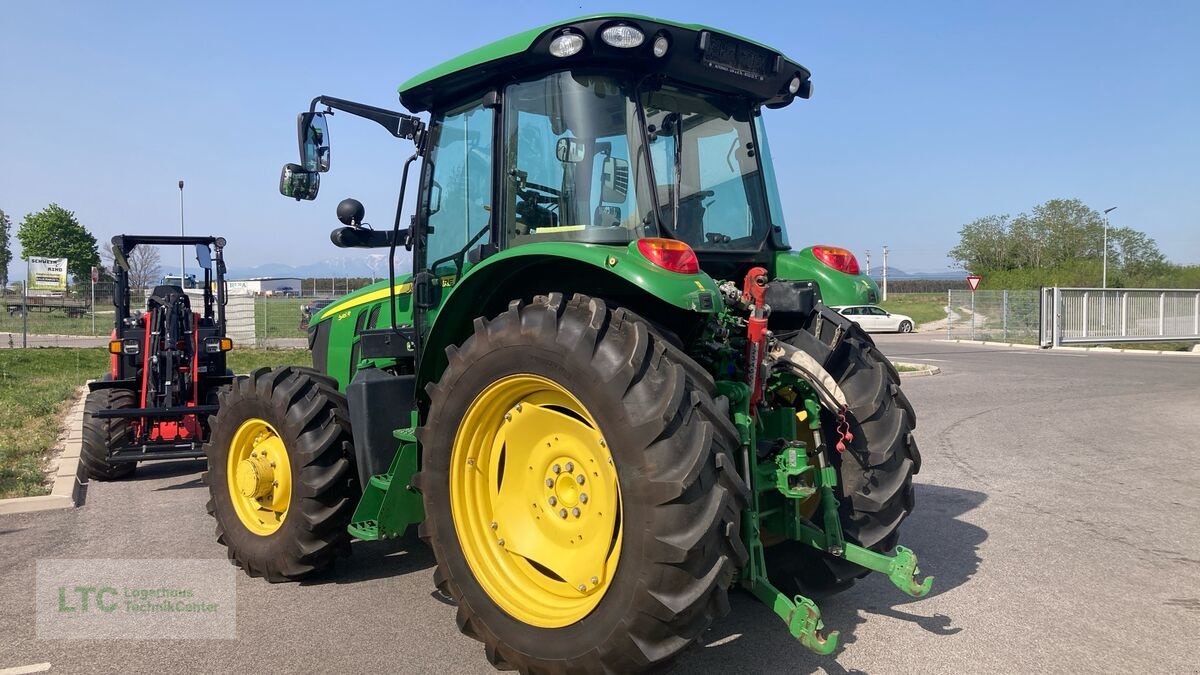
[2,0,1197,276]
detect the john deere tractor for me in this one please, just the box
[205,14,926,672]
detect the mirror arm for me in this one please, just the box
[310,95,426,141]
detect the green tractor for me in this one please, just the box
[204,14,927,672]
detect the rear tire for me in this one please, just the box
[203,367,359,582]
[415,294,748,673]
[769,308,920,594]
[80,388,137,480]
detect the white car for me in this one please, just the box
[834,305,915,333]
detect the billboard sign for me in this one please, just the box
[28,257,69,292]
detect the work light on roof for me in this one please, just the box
[549,32,585,58]
[600,25,644,48]
[788,75,803,95]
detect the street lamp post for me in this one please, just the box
[179,180,187,286]
[1102,206,1116,289]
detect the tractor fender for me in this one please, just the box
[417,241,722,391]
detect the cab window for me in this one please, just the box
[422,98,494,273]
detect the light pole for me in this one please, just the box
[864,249,872,277]
[179,180,186,286]
[881,245,889,302]
[1102,206,1116,289]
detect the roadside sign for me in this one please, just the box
[966,275,982,292]
[91,266,99,283]
[28,256,69,292]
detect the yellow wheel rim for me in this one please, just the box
[227,418,293,536]
[450,374,623,628]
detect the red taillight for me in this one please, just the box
[811,245,861,275]
[636,238,699,274]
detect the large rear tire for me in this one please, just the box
[80,388,137,480]
[415,294,748,673]
[769,308,920,593]
[203,367,359,581]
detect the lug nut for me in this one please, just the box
[548,496,557,506]
[598,439,606,447]
[497,539,505,546]
[545,478,554,488]
[490,521,497,530]
[578,584,587,593]
[504,413,512,422]
[552,463,561,474]
[591,576,599,585]
[579,493,588,504]
[559,508,568,519]
[565,462,574,472]
[576,474,585,485]
[572,507,581,518]
[515,403,523,412]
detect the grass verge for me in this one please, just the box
[880,293,947,328]
[0,347,310,499]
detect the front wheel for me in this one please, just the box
[898,320,914,333]
[80,388,137,480]
[415,294,747,673]
[203,367,359,581]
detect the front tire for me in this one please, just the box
[203,367,359,581]
[769,308,920,593]
[898,320,913,333]
[80,388,137,480]
[415,294,748,673]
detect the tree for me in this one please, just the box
[948,198,1163,279]
[16,204,101,284]
[0,208,11,289]
[101,241,162,290]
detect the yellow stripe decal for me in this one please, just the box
[322,283,412,318]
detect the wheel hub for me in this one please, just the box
[236,455,274,499]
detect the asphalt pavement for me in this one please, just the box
[1,336,1198,673]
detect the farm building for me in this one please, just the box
[225,277,303,297]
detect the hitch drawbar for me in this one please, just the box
[731,266,933,655]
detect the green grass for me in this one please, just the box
[879,293,947,328]
[0,347,311,499]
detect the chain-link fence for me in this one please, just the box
[945,290,1040,343]
[2,281,367,349]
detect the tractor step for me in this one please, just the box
[348,428,424,541]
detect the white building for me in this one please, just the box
[225,277,303,297]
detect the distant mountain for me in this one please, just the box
[227,256,409,280]
[868,267,964,281]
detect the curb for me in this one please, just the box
[0,386,89,516]
[935,339,1200,356]
[895,362,941,378]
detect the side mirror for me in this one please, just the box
[600,156,629,203]
[195,244,212,270]
[112,247,131,273]
[555,137,585,163]
[594,205,621,228]
[279,163,320,200]
[298,112,331,172]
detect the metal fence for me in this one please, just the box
[1040,287,1200,347]
[1,284,356,349]
[945,290,1041,343]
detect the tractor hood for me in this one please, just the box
[398,14,812,113]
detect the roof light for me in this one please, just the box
[637,238,699,274]
[811,246,861,275]
[788,75,802,95]
[652,35,670,58]
[549,32,584,58]
[601,25,644,49]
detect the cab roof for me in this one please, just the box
[397,14,811,113]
